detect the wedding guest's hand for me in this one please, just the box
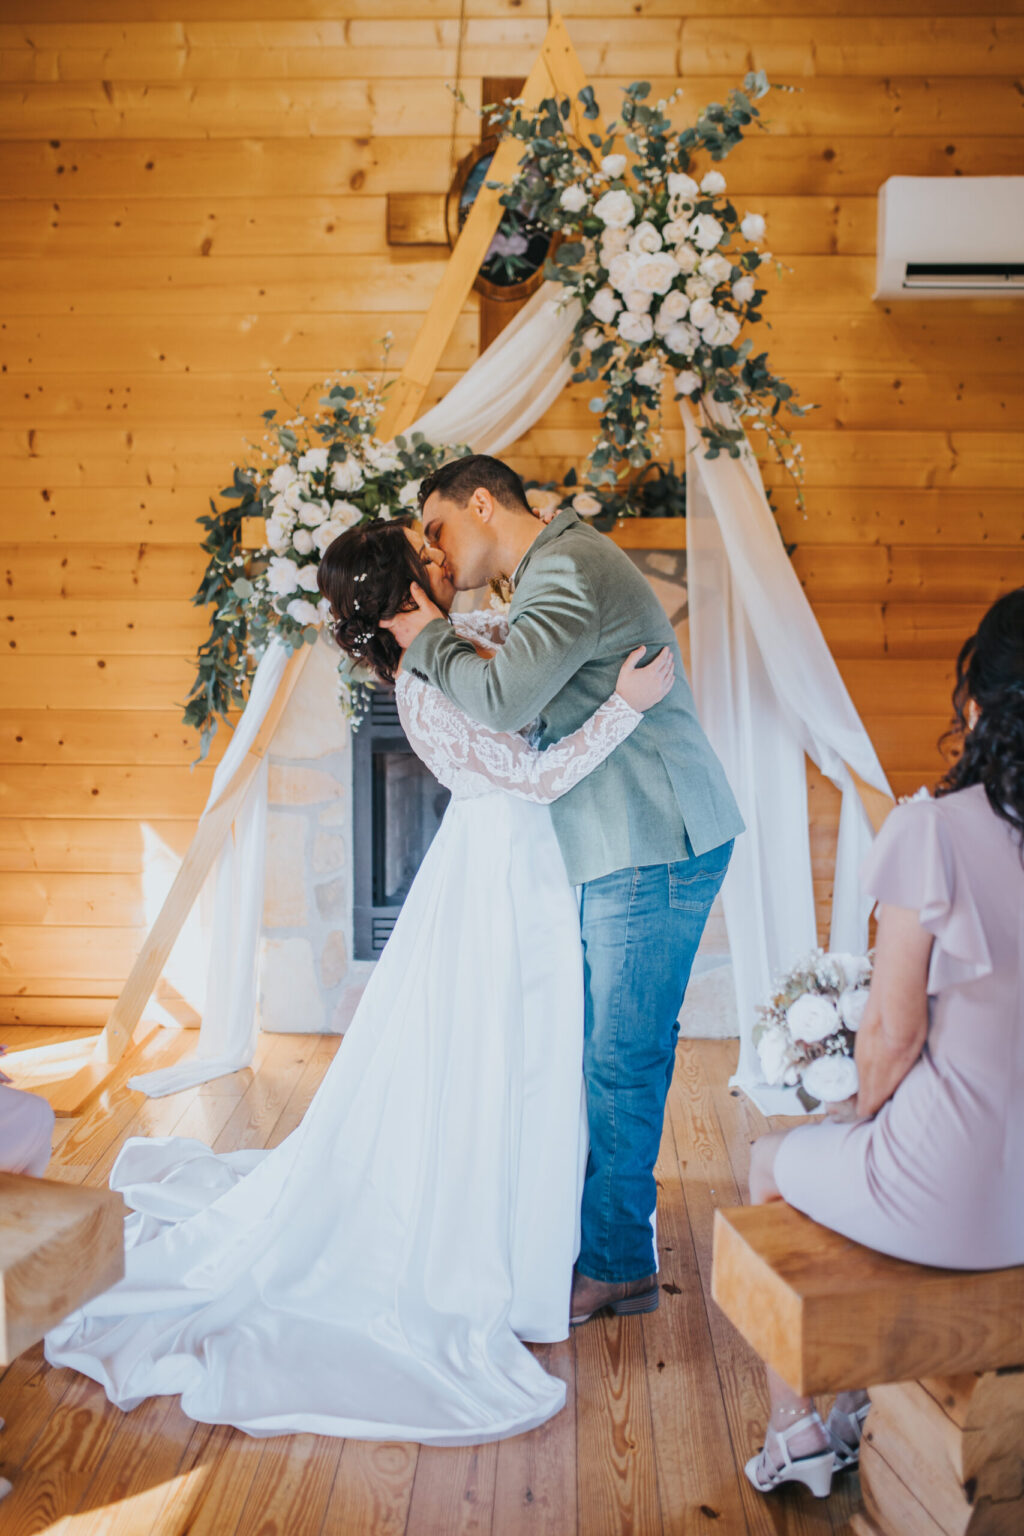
[823,1095,860,1123]
[615,646,675,712]
[379,583,445,651]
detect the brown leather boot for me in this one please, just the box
[570,1269,659,1327]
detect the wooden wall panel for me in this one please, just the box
[1,1,1022,1024]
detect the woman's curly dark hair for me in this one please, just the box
[316,518,436,685]
[935,586,1024,849]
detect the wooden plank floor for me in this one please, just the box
[0,1031,862,1536]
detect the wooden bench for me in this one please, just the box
[0,1171,126,1364]
[712,1203,1024,1536]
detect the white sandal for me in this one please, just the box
[826,1399,871,1471]
[744,1413,835,1499]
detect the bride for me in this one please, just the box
[43,517,674,1445]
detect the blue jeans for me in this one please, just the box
[577,837,734,1282]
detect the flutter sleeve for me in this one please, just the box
[860,796,993,991]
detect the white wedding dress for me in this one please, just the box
[43,616,643,1445]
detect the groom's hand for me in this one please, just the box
[379,583,445,650]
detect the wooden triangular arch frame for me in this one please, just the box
[24,12,891,1114]
[26,11,601,1114]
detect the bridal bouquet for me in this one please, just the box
[753,950,872,1107]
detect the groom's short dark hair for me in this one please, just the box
[417,454,532,516]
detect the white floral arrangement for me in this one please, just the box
[185,355,467,759]
[753,949,872,1107]
[482,78,809,501]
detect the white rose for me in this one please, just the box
[283,479,305,512]
[298,498,328,527]
[802,1054,859,1105]
[297,447,328,474]
[655,288,690,327]
[398,479,422,507]
[839,987,871,1032]
[560,183,588,213]
[589,286,622,324]
[690,212,724,251]
[629,219,663,255]
[705,310,742,347]
[667,172,699,201]
[291,526,315,555]
[674,368,702,396]
[572,491,603,517]
[331,457,364,493]
[607,251,640,293]
[317,595,334,625]
[633,251,680,295]
[699,252,733,285]
[600,227,631,259]
[331,499,362,530]
[831,952,873,988]
[665,321,700,354]
[285,597,320,626]
[634,357,664,389]
[757,1027,791,1086]
[269,463,297,494]
[787,993,841,1045]
[740,211,766,242]
[662,217,690,245]
[673,243,700,275]
[366,441,401,472]
[700,169,727,195]
[624,288,652,314]
[732,275,756,304]
[594,188,636,228]
[314,520,344,554]
[296,563,321,593]
[617,310,654,345]
[601,153,628,178]
[266,556,300,597]
[582,325,606,352]
[759,249,773,265]
[269,492,296,525]
[689,296,716,330]
[265,515,291,554]
[686,274,714,301]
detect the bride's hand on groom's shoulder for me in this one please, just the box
[615,646,675,712]
[379,583,445,651]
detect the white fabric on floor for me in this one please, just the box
[133,282,580,1095]
[683,399,893,1110]
[46,781,588,1443]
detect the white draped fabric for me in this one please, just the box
[132,281,580,1096]
[683,399,892,1110]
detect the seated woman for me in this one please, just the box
[744,585,1024,1499]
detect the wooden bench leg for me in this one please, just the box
[851,1368,1024,1536]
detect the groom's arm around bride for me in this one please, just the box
[400,456,745,1316]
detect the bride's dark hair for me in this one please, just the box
[316,518,436,685]
[935,585,1024,848]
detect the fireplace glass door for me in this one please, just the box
[352,687,450,957]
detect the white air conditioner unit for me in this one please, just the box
[875,176,1024,299]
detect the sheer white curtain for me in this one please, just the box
[131,282,581,1096]
[683,398,892,1110]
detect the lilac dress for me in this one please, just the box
[774,783,1024,1270]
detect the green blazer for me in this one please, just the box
[403,509,745,885]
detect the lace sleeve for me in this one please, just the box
[449,610,510,650]
[398,677,642,805]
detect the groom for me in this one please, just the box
[390,454,744,1324]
